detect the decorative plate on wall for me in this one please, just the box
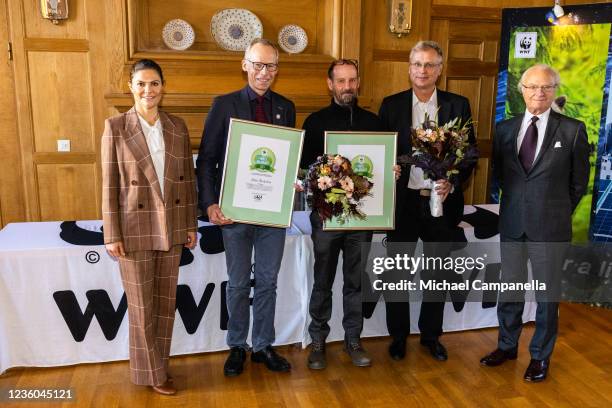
[162,19,195,51]
[278,24,308,54]
[211,8,263,51]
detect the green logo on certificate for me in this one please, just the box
[250,147,276,173]
[351,155,373,178]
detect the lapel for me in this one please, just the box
[160,111,177,198]
[436,89,452,127]
[236,86,253,120]
[123,107,163,200]
[270,92,286,125]
[530,110,560,172]
[509,114,525,173]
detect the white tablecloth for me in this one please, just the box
[0,206,534,373]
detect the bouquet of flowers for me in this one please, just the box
[398,114,479,217]
[306,154,373,224]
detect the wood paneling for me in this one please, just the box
[23,0,87,39]
[36,163,98,221]
[28,51,94,153]
[0,0,25,227]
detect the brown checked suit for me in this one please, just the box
[101,107,197,386]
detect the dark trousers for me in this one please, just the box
[385,192,454,342]
[497,235,562,360]
[308,212,373,341]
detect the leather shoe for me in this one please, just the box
[307,340,326,370]
[151,381,176,395]
[524,359,549,382]
[224,346,247,377]
[388,337,406,360]
[251,346,291,372]
[344,339,372,367]
[480,348,518,367]
[420,339,448,361]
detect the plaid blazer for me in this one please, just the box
[102,107,197,252]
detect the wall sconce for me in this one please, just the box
[388,0,412,38]
[40,0,69,25]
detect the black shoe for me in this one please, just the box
[524,359,549,382]
[251,345,291,372]
[480,348,518,367]
[420,339,448,361]
[224,347,246,377]
[344,339,372,367]
[388,337,406,360]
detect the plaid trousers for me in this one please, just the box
[118,245,182,386]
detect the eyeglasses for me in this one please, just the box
[521,84,557,92]
[247,59,279,72]
[410,62,441,70]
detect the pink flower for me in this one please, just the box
[317,175,333,190]
[339,176,354,193]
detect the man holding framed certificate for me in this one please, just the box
[301,59,396,370]
[196,38,296,377]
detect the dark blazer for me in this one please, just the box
[378,89,476,227]
[196,86,296,211]
[493,110,590,241]
[101,108,198,252]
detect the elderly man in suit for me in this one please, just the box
[481,64,590,382]
[378,40,476,362]
[196,38,296,376]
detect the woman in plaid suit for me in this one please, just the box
[101,59,198,395]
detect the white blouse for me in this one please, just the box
[137,114,165,198]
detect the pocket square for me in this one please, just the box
[554,141,562,148]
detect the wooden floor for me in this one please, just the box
[1,303,610,408]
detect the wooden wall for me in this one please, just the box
[1,0,609,225]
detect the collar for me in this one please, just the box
[136,112,161,131]
[246,86,271,101]
[523,107,551,125]
[412,88,437,107]
[330,98,358,111]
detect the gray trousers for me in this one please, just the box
[498,235,563,360]
[308,212,373,341]
[221,223,285,352]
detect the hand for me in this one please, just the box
[207,204,233,225]
[185,231,198,249]
[434,179,451,202]
[294,180,304,192]
[393,165,401,181]
[106,241,126,258]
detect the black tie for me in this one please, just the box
[519,116,539,172]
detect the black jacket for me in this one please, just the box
[300,99,382,168]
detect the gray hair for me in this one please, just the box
[244,38,279,61]
[409,40,444,64]
[517,63,561,91]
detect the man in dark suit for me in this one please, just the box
[196,38,296,377]
[481,64,590,382]
[378,41,476,361]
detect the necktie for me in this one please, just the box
[255,95,269,123]
[518,116,539,172]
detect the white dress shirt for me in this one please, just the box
[409,90,438,190]
[137,114,165,198]
[516,108,551,165]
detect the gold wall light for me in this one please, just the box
[388,0,412,38]
[40,0,69,25]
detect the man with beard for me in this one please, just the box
[301,59,383,369]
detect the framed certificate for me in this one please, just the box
[323,131,397,230]
[219,118,305,228]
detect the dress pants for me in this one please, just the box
[221,223,286,352]
[497,235,562,360]
[385,191,454,342]
[118,245,182,386]
[308,211,373,341]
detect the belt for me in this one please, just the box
[418,189,431,197]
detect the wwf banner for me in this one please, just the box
[0,208,534,374]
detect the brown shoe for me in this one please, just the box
[480,348,518,367]
[344,339,372,367]
[151,380,176,395]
